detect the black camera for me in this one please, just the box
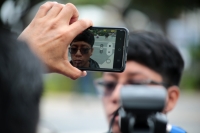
[118,85,168,133]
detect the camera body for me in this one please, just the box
[119,85,168,133]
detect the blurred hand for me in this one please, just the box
[18,2,93,79]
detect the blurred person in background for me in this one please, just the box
[0,1,92,133]
[69,30,100,68]
[95,31,186,133]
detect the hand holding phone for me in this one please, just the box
[68,26,129,72]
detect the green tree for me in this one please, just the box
[123,0,200,33]
[181,44,200,90]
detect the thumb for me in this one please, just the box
[60,61,87,80]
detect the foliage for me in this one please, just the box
[44,72,102,94]
[190,44,200,61]
[180,44,200,90]
[44,74,76,94]
[123,0,200,33]
[128,0,200,18]
[89,29,116,36]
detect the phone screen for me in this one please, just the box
[68,27,128,72]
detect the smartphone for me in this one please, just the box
[68,26,129,72]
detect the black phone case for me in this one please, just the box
[75,26,129,72]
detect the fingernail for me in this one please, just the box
[81,71,87,77]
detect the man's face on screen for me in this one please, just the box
[70,41,93,67]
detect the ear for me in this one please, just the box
[163,86,180,113]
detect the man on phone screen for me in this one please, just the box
[69,30,100,68]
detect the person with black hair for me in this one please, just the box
[95,31,186,133]
[0,28,43,133]
[69,30,100,68]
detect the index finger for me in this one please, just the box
[34,2,56,18]
[67,19,93,40]
[56,3,79,24]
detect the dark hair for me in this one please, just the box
[0,28,43,133]
[127,31,184,86]
[72,30,95,47]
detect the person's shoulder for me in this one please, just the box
[168,125,187,133]
[89,58,100,68]
[0,27,30,53]
[0,27,18,39]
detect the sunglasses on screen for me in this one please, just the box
[69,47,91,55]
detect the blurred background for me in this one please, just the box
[1,0,200,133]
